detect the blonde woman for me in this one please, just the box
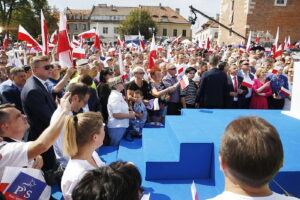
[61,112,106,200]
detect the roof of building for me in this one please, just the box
[140,5,189,24]
[201,20,219,29]
[90,5,136,16]
[67,9,91,15]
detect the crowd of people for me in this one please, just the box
[0,40,297,200]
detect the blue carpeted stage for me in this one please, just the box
[53,109,300,199]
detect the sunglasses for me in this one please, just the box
[168,68,176,70]
[43,65,54,70]
[135,72,145,75]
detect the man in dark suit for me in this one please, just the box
[225,64,248,109]
[196,56,229,109]
[21,56,57,171]
[1,67,27,113]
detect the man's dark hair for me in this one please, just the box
[72,161,141,200]
[185,67,197,74]
[0,104,15,136]
[78,74,93,86]
[209,55,220,67]
[67,83,90,101]
[220,116,283,187]
[99,68,113,83]
[10,67,25,77]
[218,62,228,71]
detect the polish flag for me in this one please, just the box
[78,29,96,38]
[93,34,101,50]
[205,36,211,50]
[272,27,279,54]
[18,25,42,51]
[177,65,184,75]
[180,75,189,89]
[255,33,260,44]
[241,77,254,88]
[148,34,157,69]
[57,12,73,68]
[274,44,283,59]
[117,36,124,47]
[50,30,57,44]
[118,49,128,80]
[279,86,290,97]
[284,36,291,50]
[272,65,282,74]
[246,31,252,53]
[171,34,182,46]
[72,35,80,47]
[191,181,199,200]
[41,10,49,55]
[49,43,55,50]
[72,47,85,59]
[2,34,8,50]
[108,48,116,55]
[139,32,145,51]
[157,45,163,51]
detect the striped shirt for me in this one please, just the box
[180,79,198,105]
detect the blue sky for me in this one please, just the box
[47,0,220,29]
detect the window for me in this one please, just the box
[182,30,186,37]
[74,24,78,31]
[114,27,118,34]
[173,29,177,37]
[82,24,87,31]
[103,27,108,34]
[274,0,287,6]
[214,32,218,39]
[229,0,234,25]
[163,28,167,36]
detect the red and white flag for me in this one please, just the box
[117,36,124,47]
[50,30,57,44]
[57,12,73,68]
[274,44,283,59]
[2,34,8,50]
[93,34,101,50]
[284,36,291,50]
[191,181,199,200]
[108,48,116,56]
[171,34,182,46]
[18,25,42,51]
[205,36,211,50]
[246,31,252,53]
[41,10,49,55]
[180,75,189,89]
[72,47,85,59]
[272,27,279,54]
[78,29,96,38]
[71,35,80,47]
[148,34,157,69]
[272,65,282,74]
[118,49,128,80]
[139,32,145,51]
[255,33,260,44]
[241,77,254,88]
[279,86,290,97]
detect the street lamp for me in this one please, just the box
[148,27,155,36]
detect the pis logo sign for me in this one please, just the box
[5,172,47,200]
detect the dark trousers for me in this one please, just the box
[167,102,181,115]
[269,97,285,110]
[186,104,195,108]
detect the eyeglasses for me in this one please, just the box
[43,65,54,70]
[135,72,145,75]
[168,68,176,70]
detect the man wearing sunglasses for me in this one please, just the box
[21,56,57,171]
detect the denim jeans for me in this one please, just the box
[108,127,127,146]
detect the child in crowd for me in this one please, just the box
[130,90,147,138]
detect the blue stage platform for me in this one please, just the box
[96,109,300,200]
[51,109,300,200]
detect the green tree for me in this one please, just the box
[119,8,156,40]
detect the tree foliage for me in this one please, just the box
[0,0,58,40]
[118,8,156,40]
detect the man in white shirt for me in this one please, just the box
[208,116,299,200]
[52,83,90,168]
[0,92,71,170]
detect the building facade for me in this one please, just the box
[66,9,90,39]
[194,20,219,44]
[140,5,192,40]
[218,0,300,45]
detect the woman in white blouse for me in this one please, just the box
[61,112,106,200]
[107,76,135,146]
